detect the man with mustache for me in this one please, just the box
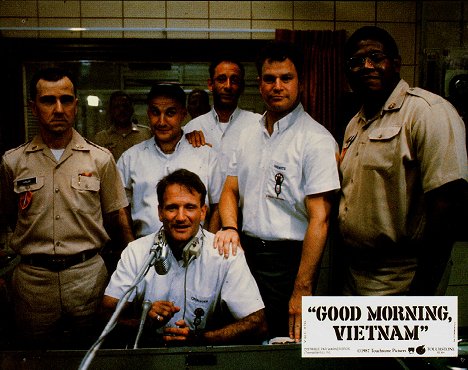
[338,26,468,296]
[117,83,222,240]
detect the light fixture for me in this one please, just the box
[87,95,100,107]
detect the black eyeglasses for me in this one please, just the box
[346,52,389,71]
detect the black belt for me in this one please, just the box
[241,233,302,251]
[21,250,99,272]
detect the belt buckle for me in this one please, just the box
[50,256,69,272]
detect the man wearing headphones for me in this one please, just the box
[101,169,267,346]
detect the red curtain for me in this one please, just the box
[275,29,347,140]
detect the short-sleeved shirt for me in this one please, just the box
[339,79,467,248]
[228,103,341,241]
[117,136,223,238]
[184,107,261,178]
[338,79,468,294]
[104,229,264,330]
[93,123,152,161]
[0,129,128,255]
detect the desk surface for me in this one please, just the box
[1,344,410,370]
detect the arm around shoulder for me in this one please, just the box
[214,176,241,257]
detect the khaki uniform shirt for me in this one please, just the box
[93,124,152,161]
[0,129,128,256]
[339,79,467,294]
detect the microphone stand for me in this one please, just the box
[133,300,152,349]
[78,249,158,370]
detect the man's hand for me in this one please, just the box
[213,229,241,258]
[185,130,212,148]
[148,300,180,326]
[163,319,191,343]
[288,288,305,342]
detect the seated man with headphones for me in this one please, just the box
[101,169,267,346]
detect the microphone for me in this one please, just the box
[133,299,152,349]
[194,307,205,331]
[152,229,171,275]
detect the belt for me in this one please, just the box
[21,250,99,272]
[241,233,302,251]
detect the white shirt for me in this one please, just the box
[104,229,264,330]
[229,103,340,241]
[184,107,262,178]
[117,136,223,238]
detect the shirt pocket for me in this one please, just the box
[70,175,101,214]
[182,289,213,330]
[265,160,297,205]
[362,126,401,171]
[14,176,45,214]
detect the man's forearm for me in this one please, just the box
[294,218,329,294]
[294,194,333,293]
[206,204,221,233]
[409,181,465,295]
[219,191,238,229]
[119,207,135,244]
[104,207,135,254]
[202,309,268,345]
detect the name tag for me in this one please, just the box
[17,177,37,187]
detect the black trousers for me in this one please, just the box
[241,233,302,339]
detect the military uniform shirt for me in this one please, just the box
[93,123,152,161]
[0,129,128,256]
[339,79,468,249]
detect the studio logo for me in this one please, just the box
[408,345,426,355]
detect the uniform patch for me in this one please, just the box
[19,191,33,210]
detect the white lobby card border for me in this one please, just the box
[302,296,458,358]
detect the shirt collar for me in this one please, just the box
[260,103,304,134]
[107,123,141,135]
[211,106,241,125]
[26,129,90,152]
[151,132,184,155]
[356,79,407,125]
[382,79,408,112]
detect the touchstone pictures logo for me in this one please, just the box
[408,345,426,355]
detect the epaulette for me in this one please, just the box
[83,137,113,156]
[3,139,33,156]
[406,87,444,106]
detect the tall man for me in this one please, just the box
[184,57,261,177]
[339,26,468,296]
[0,67,132,348]
[102,169,267,346]
[93,91,152,161]
[214,41,340,341]
[117,84,222,240]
